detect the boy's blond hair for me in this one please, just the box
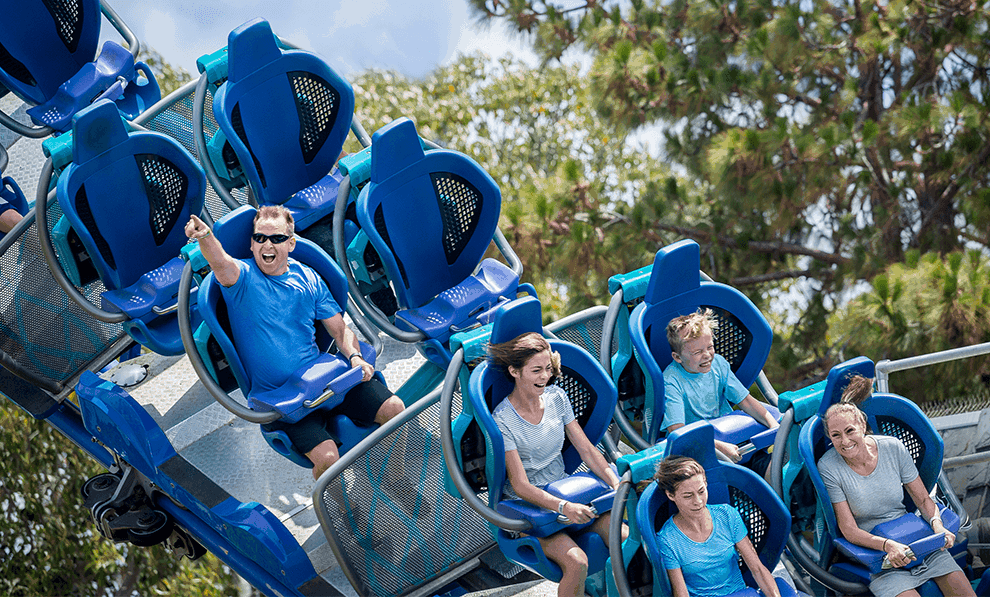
[666,308,718,354]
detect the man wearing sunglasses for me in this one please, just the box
[185,207,405,480]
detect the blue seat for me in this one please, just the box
[0,176,29,242]
[210,18,354,231]
[636,421,798,597]
[0,0,159,132]
[629,239,779,448]
[458,296,618,583]
[54,99,204,355]
[355,117,520,366]
[797,357,966,593]
[195,205,379,468]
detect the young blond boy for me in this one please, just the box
[660,308,778,463]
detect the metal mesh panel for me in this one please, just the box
[287,71,339,165]
[553,316,607,357]
[430,173,483,266]
[142,90,248,222]
[877,417,926,465]
[729,486,769,554]
[320,395,493,596]
[136,154,187,246]
[41,0,84,53]
[556,367,595,430]
[0,203,122,386]
[706,306,753,371]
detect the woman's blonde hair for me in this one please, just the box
[823,374,872,434]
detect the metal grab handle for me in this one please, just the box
[302,365,364,408]
[556,502,600,524]
[151,286,199,315]
[304,388,336,409]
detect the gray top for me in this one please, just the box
[820,435,919,533]
[493,384,576,499]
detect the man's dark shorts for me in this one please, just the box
[261,377,393,454]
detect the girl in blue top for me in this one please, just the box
[655,456,780,597]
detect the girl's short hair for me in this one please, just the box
[666,308,718,354]
[653,455,706,496]
[487,332,561,381]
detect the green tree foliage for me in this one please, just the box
[469,0,990,388]
[348,53,680,318]
[0,402,238,596]
[0,47,231,596]
[830,249,990,402]
[138,48,194,96]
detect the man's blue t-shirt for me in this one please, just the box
[220,257,341,393]
[660,353,747,430]
[658,502,748,596]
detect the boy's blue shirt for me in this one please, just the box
[660,353,747,430]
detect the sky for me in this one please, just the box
[104,0,537,80]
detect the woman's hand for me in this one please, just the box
[562,502,596,524]
[883,539,916,568]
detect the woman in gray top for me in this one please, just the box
[819,376,974,597]
[490,332,625,597]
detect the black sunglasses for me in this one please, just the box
[251,233,291,244]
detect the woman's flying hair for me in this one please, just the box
[487,332,562,383]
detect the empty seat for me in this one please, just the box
[53,99,204,355]
[0,0,159,132]
[209,18,354,231]
[353,117,522,366]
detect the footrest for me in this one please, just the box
[395,258,519,343]
[101,256,186,321]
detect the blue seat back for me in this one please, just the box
[637,422,791,593]
[356,117,502,310]
[197,205,350,397]
[629,239,772,439]
[798,357,945,570]
[56,99,205,291]
[465,297,618,507]
[0,0,102,105]
[212,18,354,207]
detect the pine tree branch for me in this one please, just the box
[731,269,834,286]
[657,224,852,265]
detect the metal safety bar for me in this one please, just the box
[875,342,990,393]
